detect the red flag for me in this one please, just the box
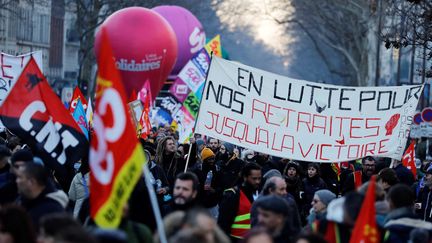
[0,58,88,190]
[138,88,152,139]
[354,171,362,189]
[90,27,146,228]
[69,86,88,113]
[129,89,138,102]
[349,176,380,243]
[402,140,417,178]
[138,80,153,107]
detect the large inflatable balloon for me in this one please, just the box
[94,7,177,99]
[153,5,206,76]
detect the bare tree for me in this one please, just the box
[383,0,432,78]
[270,0,382,86]
[211,0,383,86]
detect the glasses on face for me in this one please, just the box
[364,164,375,167]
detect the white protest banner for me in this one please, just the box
[195,57,424,162]
[0,51,43,105]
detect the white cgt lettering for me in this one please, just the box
[90,87,126,185]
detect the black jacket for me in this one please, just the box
[18,186,65,228]
[217,156,245,190]
[217,184,257,236]
[0,164,17,204]
[301,175,327,216]
[191,162,223,208]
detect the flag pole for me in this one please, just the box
[184,135,194,172]
[184,51,215,172]
[143,159,168,243]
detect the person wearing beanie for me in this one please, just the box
[250,175,302,242]
[10,149,34,175]
[254,195,291,243]
[215,142,233,163]
[262,169,282,183]
[201,147,215,161]
[307,189,336,225]
[222,142,234,155]
[191,147,223,218]
[283,161,303,206]
[301,163,327,223]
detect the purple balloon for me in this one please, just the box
[153,5,206,76]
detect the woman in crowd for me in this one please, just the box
[301,163,327,223]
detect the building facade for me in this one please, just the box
[0,0,79,92]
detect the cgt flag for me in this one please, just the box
[402,140,417,178]
[349,176,380,243]
[0,57,88,190]
[72,98,89,140]
[69,86,88,113]
[90,27,147,228]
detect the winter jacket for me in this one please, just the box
[18,185,65,228]
[0,163,17,204]
[301,176,327,218]
[217,156,245,190]
[384,206,432,243]
[218,184,258,236]
[191,162,223,208]
[68,172,89,218]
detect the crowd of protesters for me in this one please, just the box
[1,125,432,243]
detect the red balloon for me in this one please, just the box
[94,7,178,100]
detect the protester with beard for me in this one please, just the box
[191,148,223,219]
[301,163,327,223]
[163,172,199,216]
[217,142,245,190]
[218,162,262,241]
[208,137,220,154]
[341,156,377,195]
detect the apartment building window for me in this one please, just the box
[6,2,18,38]
[17,8,32,42]
[33,14,50,44]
